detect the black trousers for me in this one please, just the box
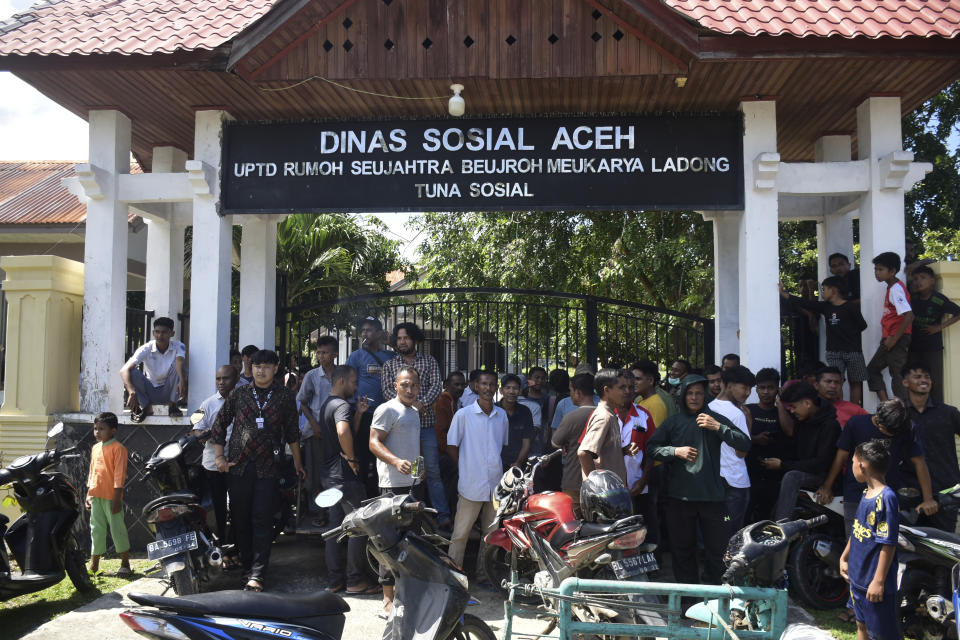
[664,497,728,585]
[204,469,229,543]
[323,474,368,588]
[229,465,278,579]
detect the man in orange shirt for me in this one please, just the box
[85,412,131,576]
[434,371,466,455]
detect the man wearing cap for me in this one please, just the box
[346,317,396,494]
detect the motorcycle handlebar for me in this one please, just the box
[805,515,828,529]
[401,502,426,514]
[322,526,343,541]
[722,559,746,583]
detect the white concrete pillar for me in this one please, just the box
[814,135,856,285]
[239,217,278,351]
[80,110,131,413]
[707,212,742,361]
[187,110,234,408]
[737,100,781,372]
[857,97,907,409]
[144,147,189,336]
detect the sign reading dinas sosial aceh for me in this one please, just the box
[221,114,743,213]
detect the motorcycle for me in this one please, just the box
[784,489,849,609]
[120,489,496,640]
[483,450,659,627]
[0,422,95,600]
[897,484,960,640]
[687,515,829,633]
[136,410,222,595]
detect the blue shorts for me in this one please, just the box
[850,585,901,640]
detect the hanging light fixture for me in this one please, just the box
[448,84,465,116]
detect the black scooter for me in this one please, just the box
[136,411,222,595]
[897,484,960,640]
[120,489,496,640]
[0,422,95,600]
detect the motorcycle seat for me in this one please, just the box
[578,521,620,538]
[549,521,580,549]
[142,492,199,516]
[128,589,350,619]
[914,526,960,546]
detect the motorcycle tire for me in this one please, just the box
[64,537,97,595]
[170,560,199,596]
[480,544,539,604]
[786,532,848,610]
[450,613,497,640]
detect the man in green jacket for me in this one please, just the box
[646,374,751,584]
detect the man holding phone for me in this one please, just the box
[370,365,424,618]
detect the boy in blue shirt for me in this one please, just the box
[840,439,902,640]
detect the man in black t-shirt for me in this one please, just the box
[318,365,376,594]
[745,368,786,522]
[908,266,960,404]
[829,253,860,303]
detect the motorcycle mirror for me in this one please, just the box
[315,488,343,508]
[189,410,205,426]
[46,422,64,439]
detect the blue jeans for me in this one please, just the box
[724,484,750,533]
[421,427,451,524]
[129,366,179,407]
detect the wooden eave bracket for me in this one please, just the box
[185,160,215,197]
[754,152,780,190]
[67,163,108,201]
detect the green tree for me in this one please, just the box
[276,213,407,308]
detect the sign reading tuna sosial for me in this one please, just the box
[222,114,743,213]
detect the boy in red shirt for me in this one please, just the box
[866,252,914,402]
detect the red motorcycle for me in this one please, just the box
[482,451,659,617]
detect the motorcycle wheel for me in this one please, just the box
[170,559,199,596]
[787,533,848,609]
[480,544,539,603]
[450,613,497,640]
[64,537,97,595]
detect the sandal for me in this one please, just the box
[346,582,382,595]
[116,566,133,578]
[326,583,345,593]
[244,577,264,592]
[838,609,856,624]
[222,556,241,571]
[130,410,145,424]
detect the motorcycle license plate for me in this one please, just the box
[147,530,198,561]
[611,552,658,579]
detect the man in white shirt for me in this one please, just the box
[459,369,481,410]
[708,365,755,532]
[120,316,187,421]
[193,364,237,543]
[446,370,508,567]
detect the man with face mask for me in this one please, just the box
[647,375,751,585]
[663,359,691,409]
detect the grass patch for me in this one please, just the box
[0,557,152,638]
[807,608,858,640]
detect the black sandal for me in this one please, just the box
[244,577,264,592]
[130,410,145,423]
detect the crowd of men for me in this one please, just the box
[116,247,959,617]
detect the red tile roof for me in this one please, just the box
[0,161,140,225]
[664,0,960,39]
[0,0,277,57]
[0,0,956,58]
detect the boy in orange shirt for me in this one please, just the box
[85,412,132,575]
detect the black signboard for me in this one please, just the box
[221,114,743,213]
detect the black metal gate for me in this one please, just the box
[278,287,714,376]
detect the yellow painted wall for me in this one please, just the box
[0,255,84,520]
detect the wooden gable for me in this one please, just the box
[232,0,691,82]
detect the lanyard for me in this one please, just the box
[254,388,273,417]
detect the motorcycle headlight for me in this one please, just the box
[451,570,469,590]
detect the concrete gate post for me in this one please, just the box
[187,110,234,408]
[239,217,279,352]
[932,263,960,408]
[144,146,188,335]
[0,256,83,464]
[737,100,781,372]
[705,212,741,361]
[80,110,132,414]
[856,96,909,408]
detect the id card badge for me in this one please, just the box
[256,417,265,430]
